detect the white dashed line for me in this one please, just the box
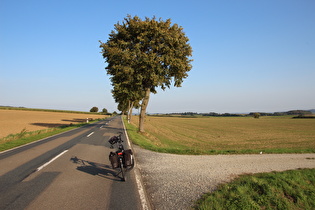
[87,132,94,137]
[37,150,68,171]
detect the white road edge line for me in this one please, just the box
[37,150,68,171]
[87,132,94,137]
[135,174,149,210]
[121,116,150,210]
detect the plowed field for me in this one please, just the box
[0,110,105,138]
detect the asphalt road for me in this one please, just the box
[0,116,143,210]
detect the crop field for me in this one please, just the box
[0,109,105,139]
[129,116,315,154]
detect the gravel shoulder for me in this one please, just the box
[133,146,315,210]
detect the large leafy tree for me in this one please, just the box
[100,15,193,132]
[112,82,142,122]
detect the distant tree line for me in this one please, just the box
[89,107,114,115]
[162,112,244,117]
[249,110,312,116]
[163,110,313,117]
[202,112,244,117]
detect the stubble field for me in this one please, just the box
[0,109,105,138]
[129,115,315,154]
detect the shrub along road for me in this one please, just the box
[0,116,143,210]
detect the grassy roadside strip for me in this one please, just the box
[0,118,105,152]
[194,168,315,209]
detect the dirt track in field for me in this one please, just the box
[0,110,105,138]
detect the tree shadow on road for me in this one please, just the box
[70,156,122,181]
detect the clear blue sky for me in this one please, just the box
[1,0,314,113]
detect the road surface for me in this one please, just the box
[0,116,144,210]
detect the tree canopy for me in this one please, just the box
[100,15,193,132]
[90,106,98,112]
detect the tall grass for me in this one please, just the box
[195,168,315,209]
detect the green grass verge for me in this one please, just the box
[0,119,104,152]
[194,168,315,210]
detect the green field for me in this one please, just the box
[127,115,315,154]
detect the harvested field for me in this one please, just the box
[130,116,315,154]
[0,110,105,138]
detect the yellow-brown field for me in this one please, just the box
[130,116,315,153]
[0,110,105,138]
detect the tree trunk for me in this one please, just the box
[139,88,151,133]
[127,101,134,123]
